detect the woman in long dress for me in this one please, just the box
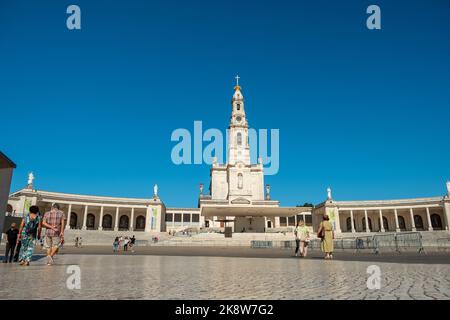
[17,205,42,266]
[318,215,334,259]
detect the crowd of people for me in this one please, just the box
[113,236,136,253]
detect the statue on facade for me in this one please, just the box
[327,186,332,200]
[27,172,34,188]
[265,184,271,200]
[153,184,158,198]
[447,181,450,197]
[199,183,204,195]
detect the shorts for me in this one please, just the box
[44,236,61,249]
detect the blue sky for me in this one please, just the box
[1,0,449,207]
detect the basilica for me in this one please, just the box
[6,80,450,237]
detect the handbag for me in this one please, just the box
[317,228,325,239]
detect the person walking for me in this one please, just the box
[17,205,42,266]
[42,203,65,266]
[113,237,119,252]
[118,236,123,252]
[298,221,310,258]
[130,235,136,252]
[3,223,19,263]
[317,215,334,259]
[123,237,129,251]
[294,222,301,257]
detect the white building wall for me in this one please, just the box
[0,167,14,233]
[211,169,228,200]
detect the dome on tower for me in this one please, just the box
[233,85,243,101]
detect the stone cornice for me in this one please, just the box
[334,196,444,207]
[10,188,161,206]
[166,208,201,212]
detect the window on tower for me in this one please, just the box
[237,104,240,110]
[238,173,243,189]
[237,132,242,145]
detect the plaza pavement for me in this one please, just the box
[0,245,450,300]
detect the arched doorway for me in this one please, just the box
[362,217,372,232]
[382,217,389,231]
[6,204,13,214]
[414,215,424,230]
[267,220,272,228]
[119,215,130,230]
[431,214,442,230]
[398,216,406,231]
[86,214,95,230]
[102,214,113,229]
[135,215,145,231]
[70,212,78,229]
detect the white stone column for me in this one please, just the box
[443,202,450,231]
[130,208,134,231]
[379,209,385,232]
[114,207,120,231]
[98,206,104,230]
[426,207,433,231]
[82,205,88,230]
[65,204,72,230]
[335,210,342,233]
[350,210,355,233]
[364,210,370,232]
[394,209,400,232]
[155,206,162,232]
[409,208,416,231]
[274,216,280,228]
[145,206,152,232]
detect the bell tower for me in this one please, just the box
[227,75,251,165]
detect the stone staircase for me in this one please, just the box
[154,232,296,247]
[63,229,170,246]
[61,229,450,250]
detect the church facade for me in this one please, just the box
[6,80,450,235]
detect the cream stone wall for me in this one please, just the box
[0,167,14,232]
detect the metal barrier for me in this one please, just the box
[373,232,423,253]
[437,238,450,252]
[266,232,424,254]
[250,240,273,248]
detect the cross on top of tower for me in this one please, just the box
[234,75,241,91]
